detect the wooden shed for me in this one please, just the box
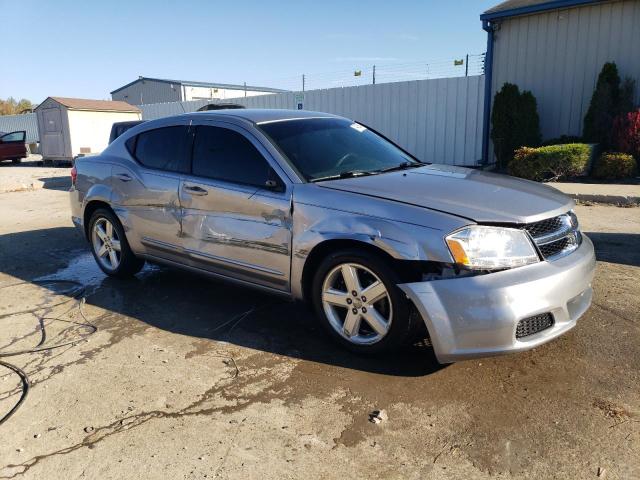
[35,97,141,163]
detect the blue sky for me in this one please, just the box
[0,0,497,103]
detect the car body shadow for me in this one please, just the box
[0,226,444,378]
[37,176,71,191]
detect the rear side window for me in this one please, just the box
[132,126,189,172]
[192,126,270,187]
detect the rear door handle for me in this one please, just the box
[183,184,208,196]
[115,173,132,182]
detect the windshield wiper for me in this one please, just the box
[310,170,376,183]
[376,161,425,174]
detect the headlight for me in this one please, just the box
[445,226,539,270]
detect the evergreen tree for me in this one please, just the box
[491,83,542,168]
[583,62,622,145]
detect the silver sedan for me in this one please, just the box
[69,109,595,362]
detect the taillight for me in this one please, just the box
[70,166,77,186]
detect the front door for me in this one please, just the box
[110,124,190,262]
[0,131,26,160]
[179,122,292,291]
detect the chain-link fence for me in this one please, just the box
[255,53,485,92]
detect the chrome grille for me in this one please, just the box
[525,216,565,238]
[516,313,554,339]
[523,212,581,260]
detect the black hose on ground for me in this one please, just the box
[0,279,96,426]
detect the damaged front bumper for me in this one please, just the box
[399,235,596,363]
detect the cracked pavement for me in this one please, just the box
[0,183,639,479]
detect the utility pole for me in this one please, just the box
[244,82,247,97]
[465,54,469,77]
[372,65,376,85]
[302,74,305,92]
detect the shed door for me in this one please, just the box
[41,108,64,157]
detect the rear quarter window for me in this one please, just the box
[129,126,190,173]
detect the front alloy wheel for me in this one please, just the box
[312,249,418,353]
[321,263,393,345]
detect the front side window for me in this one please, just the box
[191,126,271,187]
[259,118,420,182]
[132,126,189,172]
[1,131,25,143]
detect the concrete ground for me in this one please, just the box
[0,157,70,193]
[0,180,638,479]
[548,181,640,206]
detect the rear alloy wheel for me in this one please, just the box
[89,209,144,277]
[92,217,122,271]
[312,249,417,353]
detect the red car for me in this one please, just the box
[0,130,27,164]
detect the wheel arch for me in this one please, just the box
[83,200,115,240]
[300,238,419,303]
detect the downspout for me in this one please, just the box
[481,19,495,165]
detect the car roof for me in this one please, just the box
[113,120,145,126]
[185,108,340,124]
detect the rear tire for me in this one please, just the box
[88,208,144,278]
[311,249,418,354]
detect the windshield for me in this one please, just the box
[258,118,422,182]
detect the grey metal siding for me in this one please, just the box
[0,113,39,143]
[139,75,486,166]
[111,79,182,105]
[491,0,640,141]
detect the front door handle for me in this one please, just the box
[183,184,208,196]
[115,173,132,182]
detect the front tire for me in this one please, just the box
[311,249,416,354]
[88,208,144,278]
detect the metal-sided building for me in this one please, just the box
[481,0,640,162]
[35,97,141,163]
[111,77,289,105]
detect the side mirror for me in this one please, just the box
[265,169,285,192]
[265,179,284,192]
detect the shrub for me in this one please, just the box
[491,83,542,169]
[542,135,583,146]
[611,110,640,159]
[583,63,622,145]
[583,62,637,146]
[592,152,637,179]
[509,144,592,181]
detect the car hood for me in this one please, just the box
[317,164,574,224]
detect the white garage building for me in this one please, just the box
[35,97,141,163]
[481,0,640,163]
[111,77,289,105]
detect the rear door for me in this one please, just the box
[179,122,293,291]
[0,131,27,160]
[110,124,190,263]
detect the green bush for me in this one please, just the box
[491,83,542,169]
[592,152,637,179]
[509,144,592,181]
